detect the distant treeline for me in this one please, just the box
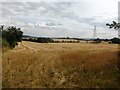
[22,37,54,43]
[110,38,120,44]
[22,37,120,44]
[93,38,120,44]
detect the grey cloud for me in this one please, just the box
[1,2,118,38]
[1,2,106,28]
[2,2,74,19]
[79,17,95,23]
[1,2,74,28]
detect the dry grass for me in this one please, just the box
[2,41,119,88]
[60,50,118,71]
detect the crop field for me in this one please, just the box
[2,41,119,88]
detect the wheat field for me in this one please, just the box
[2,41,119,88]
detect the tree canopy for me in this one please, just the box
[106,21,120,30]
[1,25,23,48]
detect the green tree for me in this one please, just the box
[2,26,23,48]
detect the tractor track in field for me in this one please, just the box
[7,42,38,53]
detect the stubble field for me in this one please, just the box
[2,41,119,88]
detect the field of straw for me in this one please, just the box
[2,41,119,88]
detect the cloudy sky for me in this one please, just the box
[0,0,119,38]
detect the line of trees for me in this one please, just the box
[23,37,54,43]
[0,25,23,48]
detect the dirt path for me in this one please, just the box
[7,42,38,53]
